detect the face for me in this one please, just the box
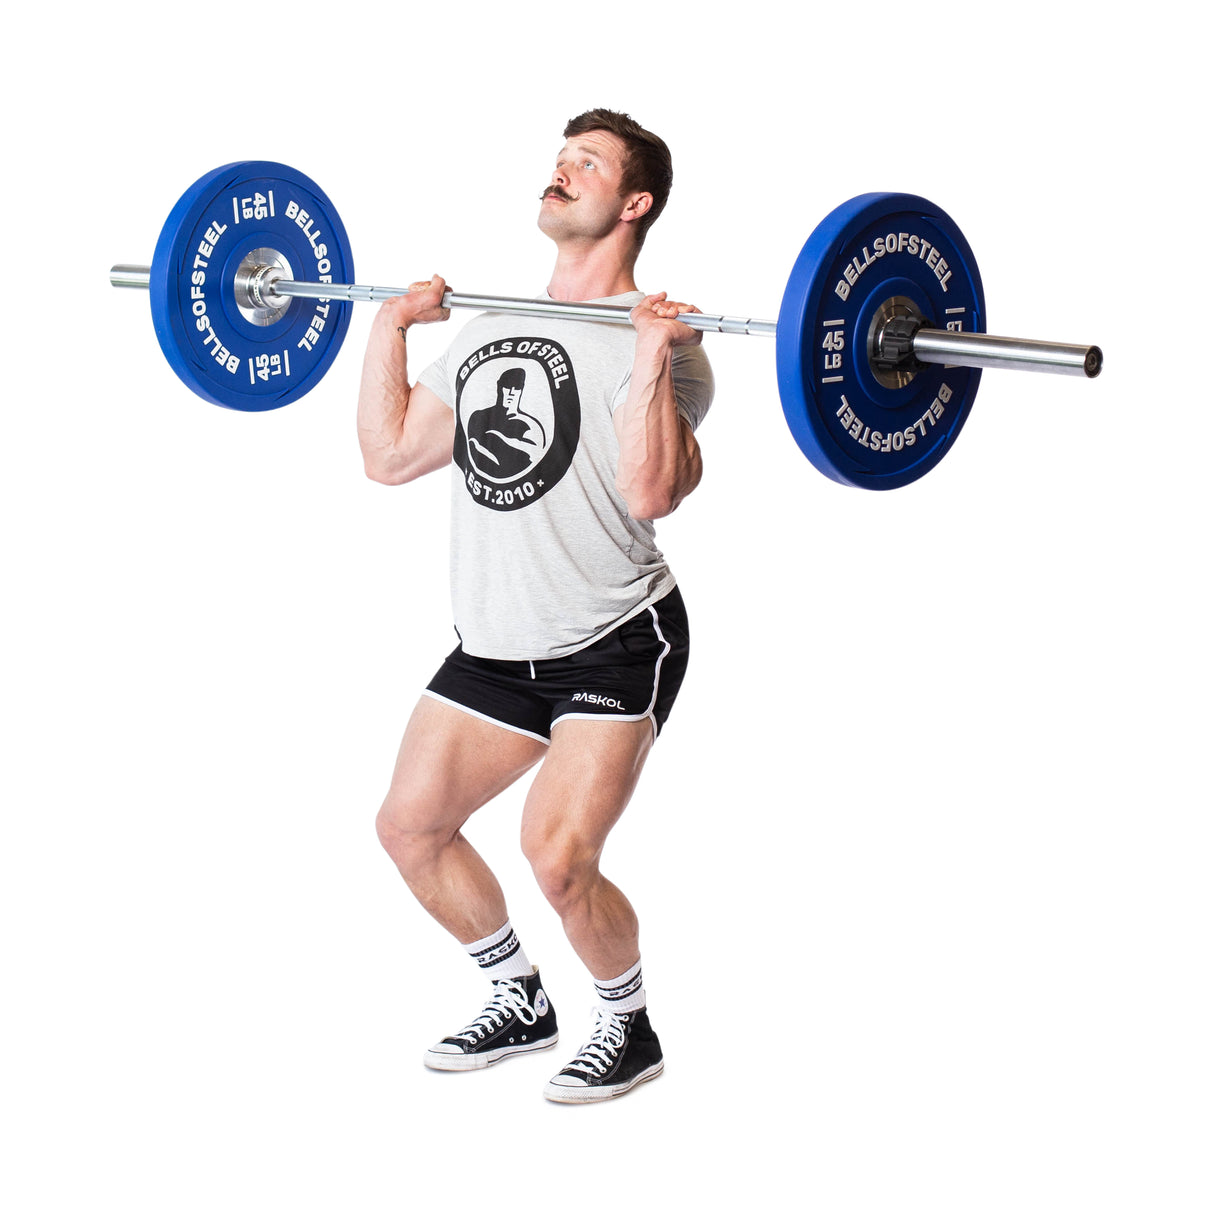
[537,130,645,244]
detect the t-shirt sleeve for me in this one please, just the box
[417,347,455,410]
[671,346,714,432]
[608,345,715,431]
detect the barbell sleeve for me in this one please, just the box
[910,329,1101,378]
[110,265,152,290]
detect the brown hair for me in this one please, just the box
[563,108,672,247]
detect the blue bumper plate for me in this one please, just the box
[149,161,354,411]
[776,193,985,489]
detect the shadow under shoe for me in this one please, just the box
[424,969,558,1071]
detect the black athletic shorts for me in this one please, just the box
[424,587,690,745]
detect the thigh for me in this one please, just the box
[520,717,655,860]
[381,695,548,835]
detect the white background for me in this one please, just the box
[3,3,1210,1210]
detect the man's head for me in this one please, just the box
[538,109,673,252]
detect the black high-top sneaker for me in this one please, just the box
[424,969,558,1071]
[542,1006,663,1103]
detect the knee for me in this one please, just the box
[522,830,597,911]
[375,797,453,874]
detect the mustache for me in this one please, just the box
[540,185,579,203]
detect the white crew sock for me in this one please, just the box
[594,958,646,1014]
[464,921,532,981]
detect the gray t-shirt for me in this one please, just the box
[418,292,714,660]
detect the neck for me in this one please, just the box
[545,232,640,302]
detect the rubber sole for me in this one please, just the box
[542,1059,664,1103]
[423,1033,559,1072]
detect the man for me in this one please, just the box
[356,109,713,1103]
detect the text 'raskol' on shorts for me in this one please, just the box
[423,587,690,745]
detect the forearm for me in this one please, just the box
[614,336,702,520]
[357,310,415,482]
[357,279,453,485]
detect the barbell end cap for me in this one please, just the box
[1085,346,1103,378]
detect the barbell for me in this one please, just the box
[110,161,1102,490]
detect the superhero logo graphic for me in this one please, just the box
[453,338,580,511]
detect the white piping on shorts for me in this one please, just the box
[551,603,672,743]
[421,689,551,746]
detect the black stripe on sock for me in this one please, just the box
[471,932,521,970]
[595,969,643,1001]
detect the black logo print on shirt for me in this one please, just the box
[453,338,580,511]
[466,366,545,479]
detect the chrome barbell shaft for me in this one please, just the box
[270,276,779,336]
[108,264,1101,376]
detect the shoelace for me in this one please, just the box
[563,1008,628,1077]
[452,979,538,1044]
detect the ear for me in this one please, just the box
[619,192,654,225]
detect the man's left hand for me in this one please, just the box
[630,293,704,347]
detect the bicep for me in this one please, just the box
[401,380,456,479]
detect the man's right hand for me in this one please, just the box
[379,275,451,332]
